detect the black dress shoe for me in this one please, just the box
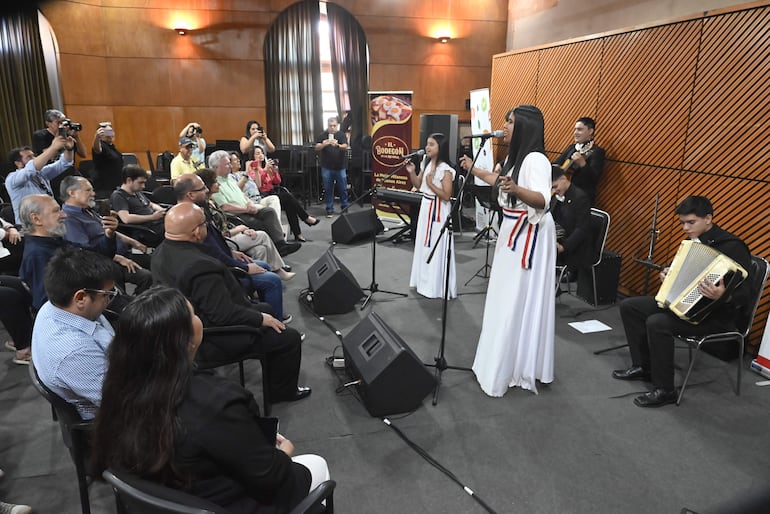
[281,264,292,272]
[633,388,678,408]
[277,241,301,257]
[275,386,312,403]
[611,366,651,381]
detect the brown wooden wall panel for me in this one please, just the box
[598,23,700,168]
[684,7,770,179]
[537,39,604,152]
[491,4,770,354]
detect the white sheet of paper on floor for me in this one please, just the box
[568,320,612,334]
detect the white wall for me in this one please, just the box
[507,0,757,50]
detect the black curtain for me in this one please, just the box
[326,3,369,146]
[0,6,52,171]
[264,0,322,146]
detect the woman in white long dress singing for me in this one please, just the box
[406,133,457,299]
[459,105,556,396]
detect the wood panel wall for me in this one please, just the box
[37,0,507,161]
[490,4,770,353]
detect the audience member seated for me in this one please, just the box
[0,215,23,275]
[252,146,319,242]
[0,275,33,365]
[170,137,200,183]
[179,122,207,166]
[92,286,328,513]
[61,176,152,295]
[90,122,124,199]
[550,165,593,281]
[151,202,310,404]
[229,151,261,202]
[240,120,276,164]
[30,246,118,420]
[110,164,166,247]
[196,168,295,280]
[19,194,116,312]
[6,138,75,223]
[552,116,606,205]
[208,151,299,257]
[174,174,292,323]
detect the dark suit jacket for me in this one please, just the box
[151,239,265,328]
[550,184,593,270]
[553,144,606,205]
[175,371,311,513]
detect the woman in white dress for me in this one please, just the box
[459,105,556,396]
[406,133,457,299]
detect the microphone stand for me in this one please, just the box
[594,194,660,356]
[344,159,411,310]
[423,142,483,405]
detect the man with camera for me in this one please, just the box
[6,137,75,223]
[91,122,124,199]
[179,122,207,166]
[31,109,88,199]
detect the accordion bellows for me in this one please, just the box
[655,240,748,324]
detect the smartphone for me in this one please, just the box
[95,199,111,217]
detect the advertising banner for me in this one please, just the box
[469,88,494,230]
[368,91,414,220]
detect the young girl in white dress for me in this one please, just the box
[406,133,457,299]
[459,105,556,397]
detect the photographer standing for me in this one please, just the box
[31,109,86,199]
[240,120,276,165]
[91,122,124,199]
[179,122,206,167]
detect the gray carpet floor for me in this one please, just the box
[2,202,770,514]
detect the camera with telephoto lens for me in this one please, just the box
[59,119,82,136]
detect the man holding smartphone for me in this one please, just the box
[92,122,124,199]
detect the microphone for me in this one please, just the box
[462,130,504,141]
[633,258,665,271]
[403,149,425,159]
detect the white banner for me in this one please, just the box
[469,88,494,231]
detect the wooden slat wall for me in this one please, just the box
[490,5,770,353]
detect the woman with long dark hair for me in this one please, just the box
[405,133,457,299]
[460,105,556,397]
[239,120,276,163]
[92,286,328,513]
[250,146,319,242]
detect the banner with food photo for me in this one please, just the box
[368,91,414,220]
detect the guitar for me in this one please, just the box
[560,140,595,179]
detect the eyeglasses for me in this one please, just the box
[84,286,119,301]
[190,186,208,193]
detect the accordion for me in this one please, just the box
[655,240,748,324]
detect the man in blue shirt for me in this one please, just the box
[60,175,152,295]
[6,137,75,223]
[31,246,118,420]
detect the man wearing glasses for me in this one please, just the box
[31,246,118,420]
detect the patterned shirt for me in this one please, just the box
[31,301,114,420]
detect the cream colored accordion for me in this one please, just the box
[655,240,748,324]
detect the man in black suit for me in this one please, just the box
[552,117,606,205]
[550,165,593,279]
[151,202,310,403]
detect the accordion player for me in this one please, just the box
[655,240,748,324]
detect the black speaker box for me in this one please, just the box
[331,209,384,244]
[576,250,622,306]
[342,312,437,417]
[307,248,363,315]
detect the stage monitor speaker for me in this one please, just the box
[343,311,437,417]
[307,247,363,315]
[576,250,622,306]
[331,209,384,244]
[419,114,459,163]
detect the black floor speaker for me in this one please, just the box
[342,312,437,417]
[307,248,363,315]
[331,209,384,244]
[576,250,622,306]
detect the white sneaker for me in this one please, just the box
[0,501,33,514]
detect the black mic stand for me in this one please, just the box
[423,146,481,405]
[594,194,660,356]
[344,160,411,310]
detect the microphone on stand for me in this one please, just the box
[462,130,504,141]
[633,258,665,271]
[402,149,425,160]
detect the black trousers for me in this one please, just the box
[267,188,309,238]
[0,275,33,350]
[619,296,733,390]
